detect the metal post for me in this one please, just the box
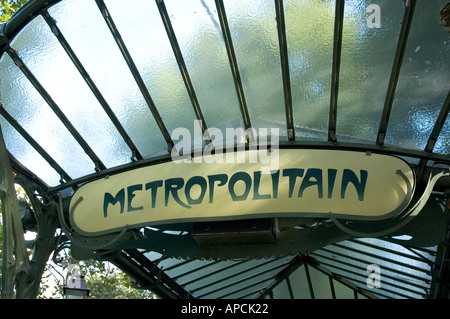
[275,0,295,141]
[376,0,416,146]
[41,10,143,162]
[304,263,315,299]
[156,0,211,145]
[0,116,33,298]
[95,0,175,153]
[215,0,253,142]
[328,0,345,143]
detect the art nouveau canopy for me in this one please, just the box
[0,0,449,299]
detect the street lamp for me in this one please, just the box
[63,274,90,299]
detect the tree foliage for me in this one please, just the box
[0,0,29,23]
[0,187,154,299]
[37,253,155,299]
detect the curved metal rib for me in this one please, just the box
[331,165,449,238]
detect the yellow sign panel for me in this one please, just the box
[69,149,415,236]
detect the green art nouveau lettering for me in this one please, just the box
[127,184,144,212]
[253,171,271,200]
[145,180,163,208]
[282,168,304,198]
[341,169,368,201]
[228,172,252,201]
[270,170,280,199]
[165,178,190,209]
[298,168,323,198]
[103,188,125,217]
[327,169,338,199]
[185,176,207,205]
[101,168,369,217]
[207,174,228,203]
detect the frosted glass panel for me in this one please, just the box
[337,0,404,142]
[285,0,335,140]
[9,14,133,169]
[224,0,287,139]
[0,117,62,186]
[48,0,169,158]
[0,28,96,181]
[434,116,450,155]
[164,0,244,132]
[1,0,448,189]
[385,0,450,150]
[312,238,435,299]
[105,0,198,140]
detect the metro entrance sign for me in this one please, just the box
[69,149,415,236]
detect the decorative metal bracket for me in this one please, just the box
[57,194,133,251]
[330,165,450,238]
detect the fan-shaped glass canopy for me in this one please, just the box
[0,0,449,300]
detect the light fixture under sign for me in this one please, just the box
[192,218,278,245]
[63,275,90,299]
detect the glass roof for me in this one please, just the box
[0,0,449,300]
[1,0,448,189]
[146,237,437,299]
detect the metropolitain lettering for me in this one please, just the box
[103,168,368,218]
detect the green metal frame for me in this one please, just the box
[0,114,60,298]
[0,0,449,299]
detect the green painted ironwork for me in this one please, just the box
[0,0,448,300]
